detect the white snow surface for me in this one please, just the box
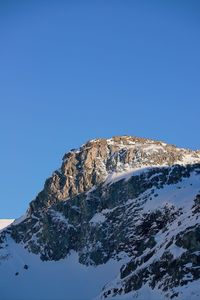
[90,213,106,225]
[0,237,128,300]
[104,165,168,185]
[0,219,14,230]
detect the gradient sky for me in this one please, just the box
[0,0,200,218]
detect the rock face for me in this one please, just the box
[1,136,200,300]
[28,136,199,211]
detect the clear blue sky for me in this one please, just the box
[0,0,200,218]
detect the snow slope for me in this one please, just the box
[0,219,14,230]
[0,237,128,300]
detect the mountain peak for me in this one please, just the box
[78,135,167,150]
[1,136,200,300]
[28,136,200,214]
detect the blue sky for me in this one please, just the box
[0,0,200,218]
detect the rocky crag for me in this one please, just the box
[1,136,200,299]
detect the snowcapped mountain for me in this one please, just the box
[1,136,200,300]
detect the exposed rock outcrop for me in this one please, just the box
[1,136,200,300]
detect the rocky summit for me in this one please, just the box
[1,136,200,300]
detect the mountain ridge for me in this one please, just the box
[1,136,200,300]
[29,136,200,212]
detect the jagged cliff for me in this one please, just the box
[28,136,199,210]
[1,136,200,300]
